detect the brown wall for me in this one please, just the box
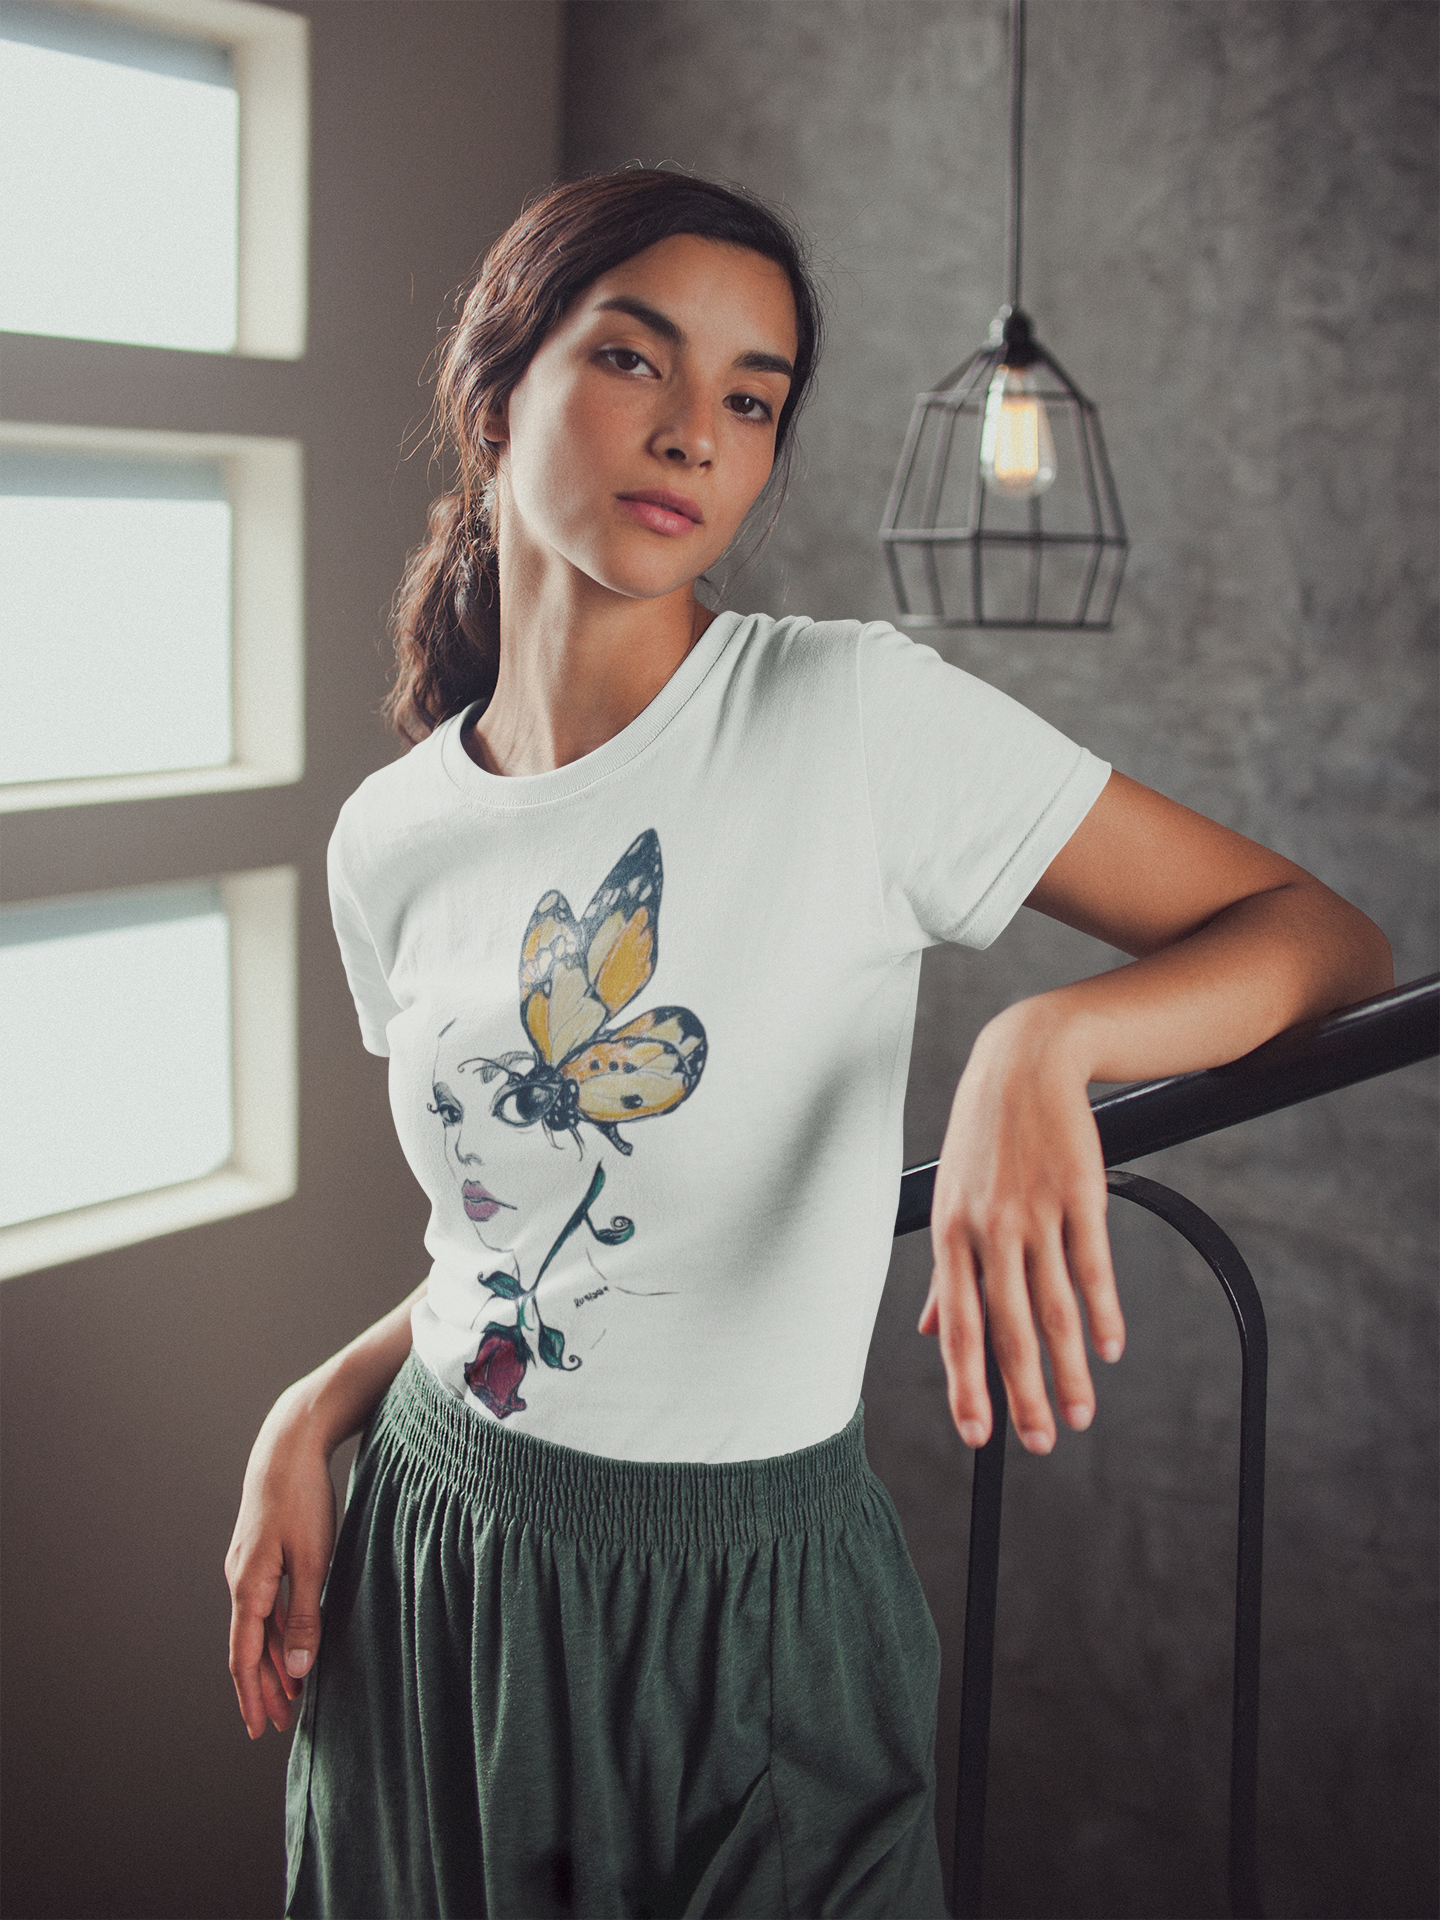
[0,8,560,1916]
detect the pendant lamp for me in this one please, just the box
[879,0,1128,630]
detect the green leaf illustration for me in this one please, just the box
[537,1322,567,1369]
[482,1269,522,1300]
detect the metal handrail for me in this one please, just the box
[895,973,1439,1233]
[892,973,1438,1918]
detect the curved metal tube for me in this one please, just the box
[896,974,1439,1240]
[949,1175,1268,1920]
[1106,1172,1267,1920]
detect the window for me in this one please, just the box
[0,421,304,811]
[0,0,240,350]
[0,867,298,1278]
[0,0,307,357]
[1,0,309,1275]
[1,447,233,783]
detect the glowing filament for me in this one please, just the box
[980,367,1058,498]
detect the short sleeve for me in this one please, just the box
[327,830,402,1057]
[856,622,1111,954]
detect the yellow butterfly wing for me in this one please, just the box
[563,1007,707,1125]
[579,829,661,1019]
[518,890,606,1066]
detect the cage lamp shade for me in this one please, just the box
[879,305,1128,630]
[879,0,1128,631]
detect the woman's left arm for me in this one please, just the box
[922,770,1394,1455]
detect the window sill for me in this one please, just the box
[0,1164,295,1280]
[0,760,300,814]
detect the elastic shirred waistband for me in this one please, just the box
[367,1351,877,1552]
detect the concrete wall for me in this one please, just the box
[565,4,1438,1915]
[0,8,561,1915]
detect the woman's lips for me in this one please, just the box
[462,1181,508,1222]
[616,490,704,537]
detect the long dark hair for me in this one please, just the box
[385,169,825,742]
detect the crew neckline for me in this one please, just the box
[438,610,747,810]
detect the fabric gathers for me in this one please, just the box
[285,1353,949,1919]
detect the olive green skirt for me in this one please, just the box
[285,1352,946,1919]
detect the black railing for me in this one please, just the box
[893,974,1439,1920]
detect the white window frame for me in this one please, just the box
[0,864,298,1279]
[0,419,304,811]
[1,0,310,358]
[1,0,308,1273]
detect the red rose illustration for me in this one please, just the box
[465,1324,530,1419]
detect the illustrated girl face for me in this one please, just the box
[485,233,800,608]
[430,1023,590,1253]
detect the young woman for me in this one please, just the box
[226,170,1391,1919]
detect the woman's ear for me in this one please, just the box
[481,396,509,453]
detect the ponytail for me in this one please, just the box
[385,489,499,743]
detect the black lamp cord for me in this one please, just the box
[1006,0,1026,314]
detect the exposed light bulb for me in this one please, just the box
[979,364,1057,498]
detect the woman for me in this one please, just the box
[226,170,1391,1919]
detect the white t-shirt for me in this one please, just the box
[328,612,1110,1463]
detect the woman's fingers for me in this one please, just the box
[980,1231,1057,1453]
[926,1004,1129,1455]
[281,1551,326,1686]
[1023,1229,1096,1434]
[923,1240,991,1447]
[1065,1203,1126,1364]
[928,1201,1120,1455]
[259,1615,298,1733]
[226,1557,280,1742]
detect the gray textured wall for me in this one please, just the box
[564,3,1438,1915]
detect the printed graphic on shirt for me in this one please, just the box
[515,826,707,1154]
[428,830,707,1420]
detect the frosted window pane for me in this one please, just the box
[0,20,238,351]
[0,471,232,785]
[0,887,233,1229]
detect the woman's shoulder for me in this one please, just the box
[327,717,463,889]
[725,608,923,688]
[725,610,978,729]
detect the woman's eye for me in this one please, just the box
[727,392,773,422]
[428,1098,462,1125]
[601,347,654,376]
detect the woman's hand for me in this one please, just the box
[225,1390,338,1738]
[920,998,1124,1454]
[224,1280,426,1738]
[920,771,1393,1454]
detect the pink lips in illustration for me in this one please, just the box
[462,1180,510,1223]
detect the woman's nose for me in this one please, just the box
[651,382,715,467]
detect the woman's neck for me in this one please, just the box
[465,543,715,777]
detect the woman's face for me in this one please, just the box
[430,1027,590,1257]
[490,234,799,604]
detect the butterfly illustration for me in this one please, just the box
[494,829,707,1155]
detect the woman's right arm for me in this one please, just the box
[224,1279,427,1739]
